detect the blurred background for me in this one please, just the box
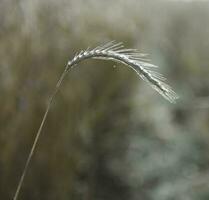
[1,0,209,199]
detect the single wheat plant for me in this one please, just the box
[13,41,178,200]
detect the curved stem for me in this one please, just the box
[13,65,69,200]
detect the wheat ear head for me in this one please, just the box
[13,41,178,200]
[67,41,178,102]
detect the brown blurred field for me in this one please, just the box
[1,0,209,199]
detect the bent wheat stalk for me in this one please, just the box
[13,41,178,200]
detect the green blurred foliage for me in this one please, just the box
[0,0,209,199]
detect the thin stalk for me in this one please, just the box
[13,65,69,200]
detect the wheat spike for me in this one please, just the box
[67,41,178,103]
